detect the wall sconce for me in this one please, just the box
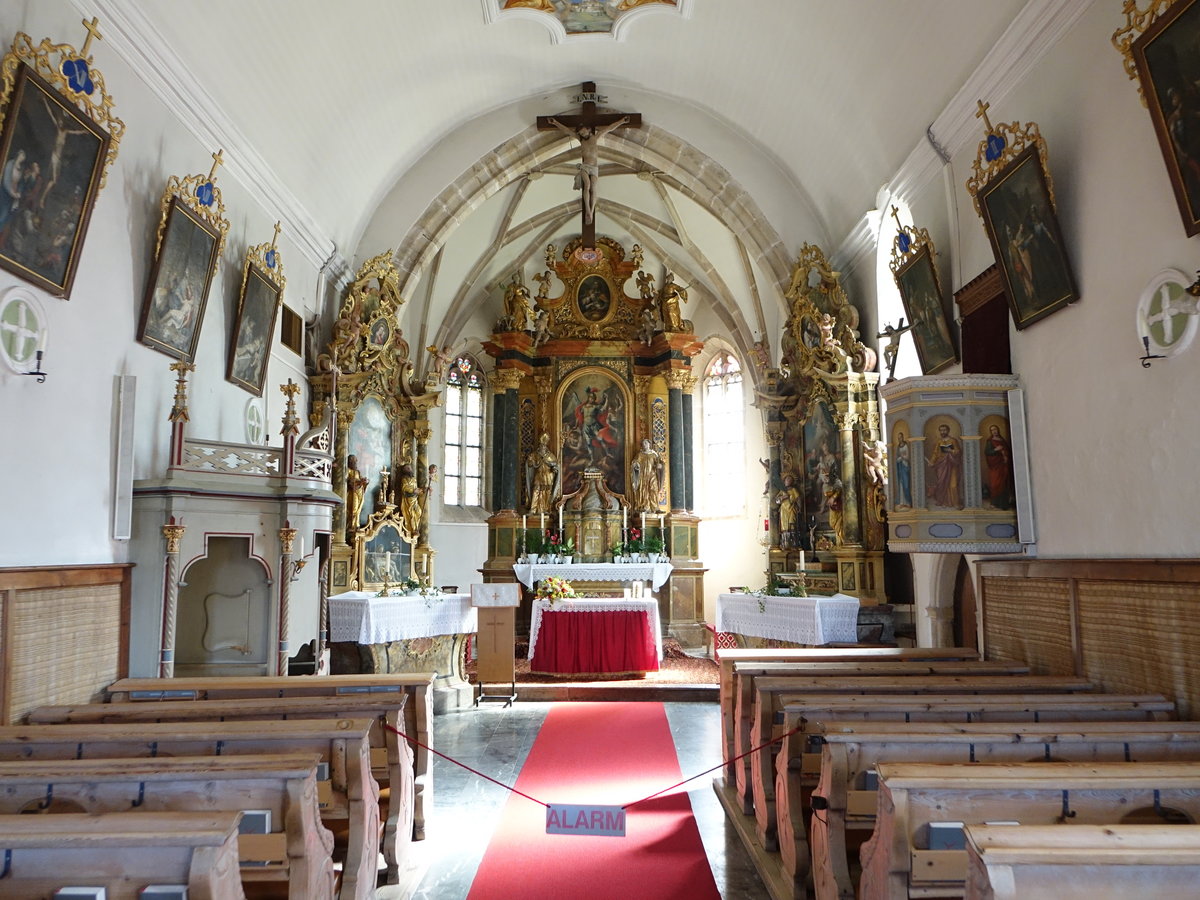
[22,349,46,383]
[1135,269,1199,368]
[290,557,308,582]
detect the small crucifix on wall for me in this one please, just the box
[537,82,641,249]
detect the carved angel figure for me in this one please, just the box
[862,439,888,486]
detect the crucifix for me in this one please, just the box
[537,82,641,249]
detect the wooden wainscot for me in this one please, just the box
[0,718,379,900]
[798,720,1200,900]
[859,761,1200,900]
[27,692,414,889]
[0,810,247,900]
[0,753,335,897]
[106,672,435,840]
[963,823,1200,900]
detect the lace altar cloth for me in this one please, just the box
[513,561,673,590]
[528,597,663,662]
[715,593,860,645]
[329,591,477,644]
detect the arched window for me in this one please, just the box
[702,350,745,516]
[443,355,484,507]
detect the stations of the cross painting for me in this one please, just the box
[536,81,641,249]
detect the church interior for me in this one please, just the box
[4,0,1200,897]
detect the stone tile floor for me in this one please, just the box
[382,700,767,899]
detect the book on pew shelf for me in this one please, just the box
[54,890,105,899]
[862,769,878,790]
[928,822,965,851]
[140,887,187,900]
[238,810,271,834]
[317,760,330,781]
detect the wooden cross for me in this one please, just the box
[208,149,224,182]
[536,82,641,249]
[80,16,103,59]
[975,99,995,136]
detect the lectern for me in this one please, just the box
[471,583,521,706]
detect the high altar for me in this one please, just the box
[758,243,887,602]
[479,238,708,645]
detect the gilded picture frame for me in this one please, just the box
[227,251,283,395]
[0,62,109,298]
[892,242,957,374]
[137,195,220,361]
[977,143,1078,330]
[1131,0,1200,236]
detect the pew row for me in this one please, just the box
[0,718,381,900]
[106,673,435,840]
[743,675,1097,850]
[797,720,1200,900]
[28,691,414,885]
[0,810,247,899]
[719,648,982,782]
[963,823,1200,900]
[859,760,1200,900]
[0,753,335,897]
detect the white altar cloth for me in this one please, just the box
[715,592,860,645]
[528,597,663,662]
[513,561,673,590]
[329,591,477,644]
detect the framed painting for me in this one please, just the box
[1131,0,1200,236]
[893,243,957,373]
[360,521,410,589]
[137,195,220,360]
[977,143,1078,329]
[559,369,627,496]
[227,256,282,395]
[0,62,110,298]
[576,274,612,322]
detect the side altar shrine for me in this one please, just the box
[479,238,708,646]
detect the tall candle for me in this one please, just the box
[522,514,527,532]
[641,512,646,532]
[558,505,563,533]
[540,513,545,531]
[622,507,627,530]
[798,550,805,571]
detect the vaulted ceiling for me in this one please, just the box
[105,0,1036,362]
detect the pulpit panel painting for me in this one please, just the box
[349,396,392,524]
[803,400,841,544]
[979,414,1015,510]
[891,422,914,510]
[560,370,627,497]
[924,416,964,510]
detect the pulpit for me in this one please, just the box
[472,582,521,706]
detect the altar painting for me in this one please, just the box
[348,396,392,520]
[363,523,410,586]
[802,400,841,543]
[559,371,627,497]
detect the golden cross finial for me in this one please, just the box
[208,149,224,182]
[890,205,903,229]
[271,221,281,249]
[975,99,995,135]
[80,16,103,59]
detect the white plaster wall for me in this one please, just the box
[0,2,324,574]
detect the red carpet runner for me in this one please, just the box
[467,702,721,900]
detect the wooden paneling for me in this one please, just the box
[0,565,131,724]
[979,559,1200,719]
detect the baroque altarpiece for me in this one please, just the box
[480,238,707,644]
[311,252,440,597]
[760,244,886,602]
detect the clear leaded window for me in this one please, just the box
[443,356,484,506]
[703,351,745,516]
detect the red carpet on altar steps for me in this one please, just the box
[467,702,721,900]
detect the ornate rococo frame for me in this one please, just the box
[889,224,957,374]
[227,230,286,395]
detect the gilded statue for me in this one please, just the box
[502,274,534,331]
[630,438,664,512]
[346,454,368,535]
[398,463,426,538]
[658,271,687,331]
[525,432,559,514]
[774,473,800,546]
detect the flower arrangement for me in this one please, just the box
[625,526,643,554]
[535,575,576,605]
[643,533,664,556]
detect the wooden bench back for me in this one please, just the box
[0,810,246,899]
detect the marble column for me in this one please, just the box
[159,521,186,678]
[666,371,688,511]
[489,369,525,511]
[490,390,505,511]
[682,377,695,511]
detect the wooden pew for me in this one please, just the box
[107,672,435,841]
[28,692,414,887]
[727,659,1027,786]
[0,810,247,899]
[0,753,335,898]
[859,760,1200,900]
[715,693,1175,900]
[743,674,1096,850]
[0,718,380,900]
[719,648,981,784]
[796,720,1200,900]
[963,823,1200,900]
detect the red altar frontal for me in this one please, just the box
[528,597,662,676]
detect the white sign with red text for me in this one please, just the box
[545,803,626,837]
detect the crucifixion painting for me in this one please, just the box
[537,82,640,249]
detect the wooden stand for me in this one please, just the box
[471,583,520,706]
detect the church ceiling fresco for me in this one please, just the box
[497,0,676,35]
